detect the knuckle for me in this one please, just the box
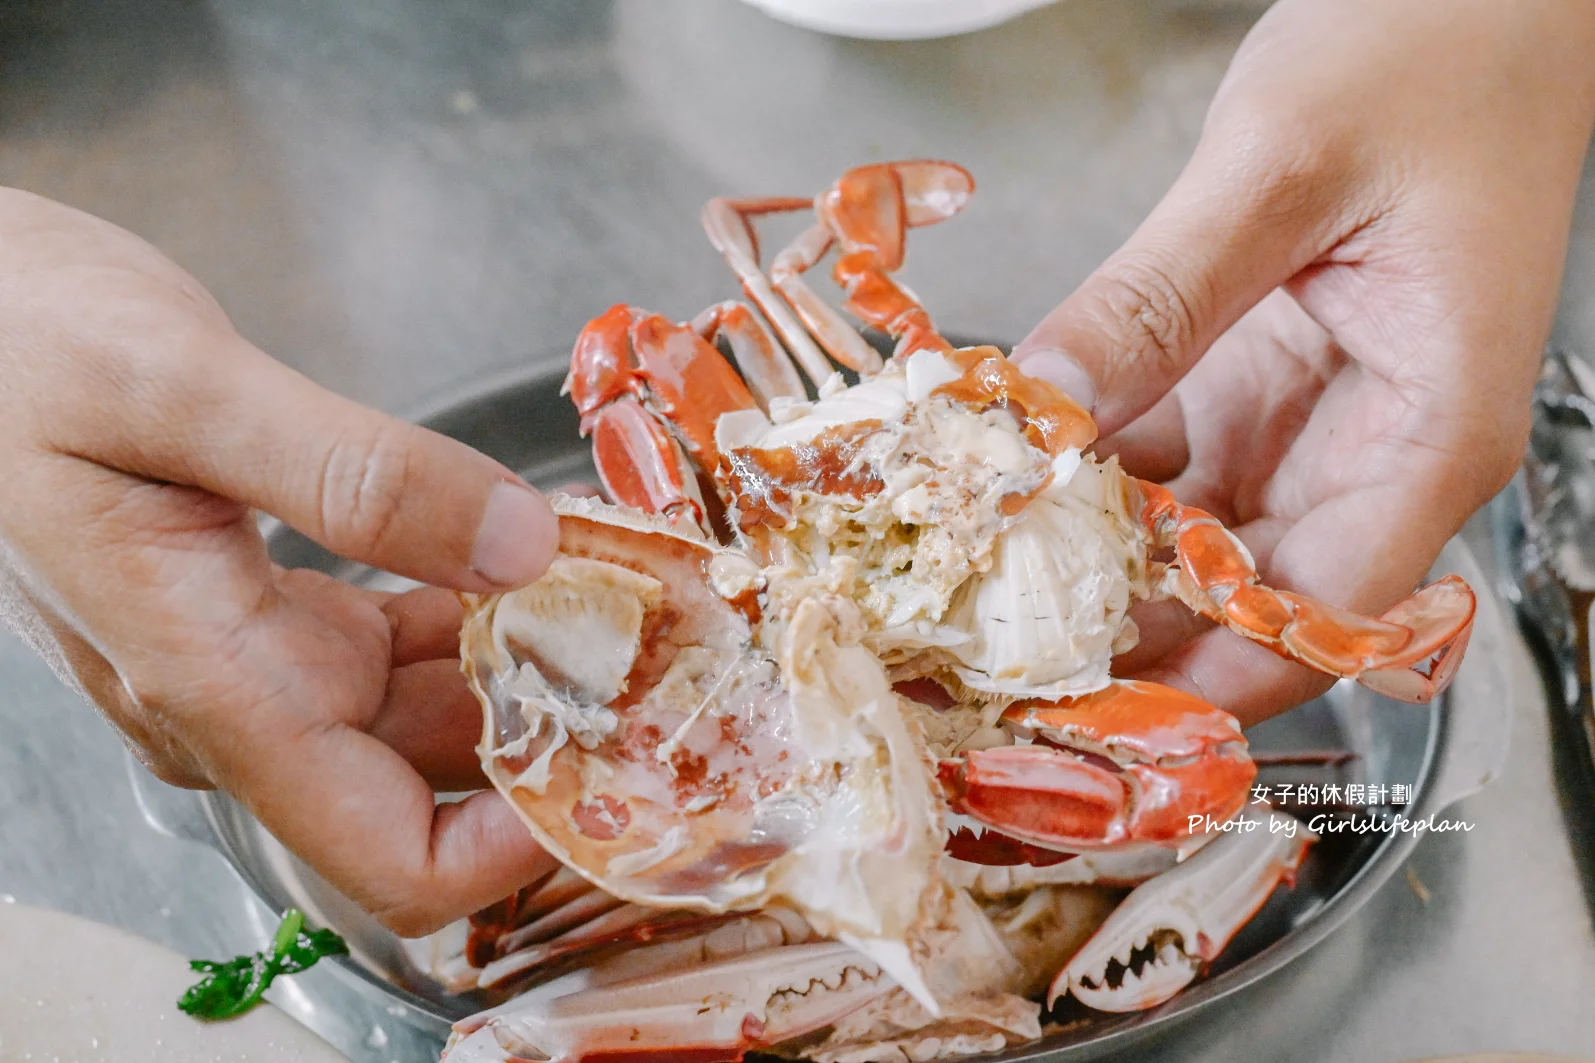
[371,898,447,940]
[315,421,413,560]
[1090,255,1203,382]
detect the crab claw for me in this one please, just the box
[447,941,890,1063]
[564,304,760,530]
[817,160,974,274]
[1052,809,1313,1012]
[937,681,1256,857]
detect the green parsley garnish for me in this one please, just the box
[178,908,348,1020]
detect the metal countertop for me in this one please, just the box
[3,1,1594,1059]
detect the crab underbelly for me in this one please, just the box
[943,482,1147,699]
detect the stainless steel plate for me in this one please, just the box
[132,359,1512,1063]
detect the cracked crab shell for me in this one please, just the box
[460,496,947,985]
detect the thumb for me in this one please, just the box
[66,334,560,593]
[1013,144,1342,434]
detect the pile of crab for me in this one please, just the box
[419,161,1477,1063]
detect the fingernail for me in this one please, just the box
[472,481,559,587]
[1013,348,1098,410]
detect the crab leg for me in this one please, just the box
[448,910,833,1059]
[567,307,758,467]
[493,885,627,959]
[480,906,739,991]
[814,160,974,359]
[586,399,707,525]
[769,220,884,375]
[464,866,595,970]
[1137,480,1476,702]
[702,195,838,385]
[463,866,563,970]
[691,300,807,407]
[943,844,1186,898]
[458,875,693,992]
[517,867,599,919]
[704,195,882,379]
[449,941,888,1063]
[459,909,820,1030]
[702,161,976,388]
[937,680,1255,855]
[1054,809,1313,1012]
[565,305,702,525]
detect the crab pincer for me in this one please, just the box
[938,681,1257,856]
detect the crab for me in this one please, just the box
[441,161,1476,1062]
[434,811,1311,1062]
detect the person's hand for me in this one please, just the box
[1013,0,1595,725]
[0,188,562,935]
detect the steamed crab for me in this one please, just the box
[436,161,1476,1062]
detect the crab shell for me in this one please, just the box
[459,495,949,1007]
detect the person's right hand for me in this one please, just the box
[1013,0,1595,725]
[0,188,561,936]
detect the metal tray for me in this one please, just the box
[131,360,1513,1063]
[1491,350,1595,919]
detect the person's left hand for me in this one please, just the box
[0,188,563,936]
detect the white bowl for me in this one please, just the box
[737,0,1062,40]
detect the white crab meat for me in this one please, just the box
[716,351,1055,644]
[491,556,663,705]
[1056,810,1313,1012]
[716,349,1154,705]
[762,597,946,997]
[943,459,1150,698]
